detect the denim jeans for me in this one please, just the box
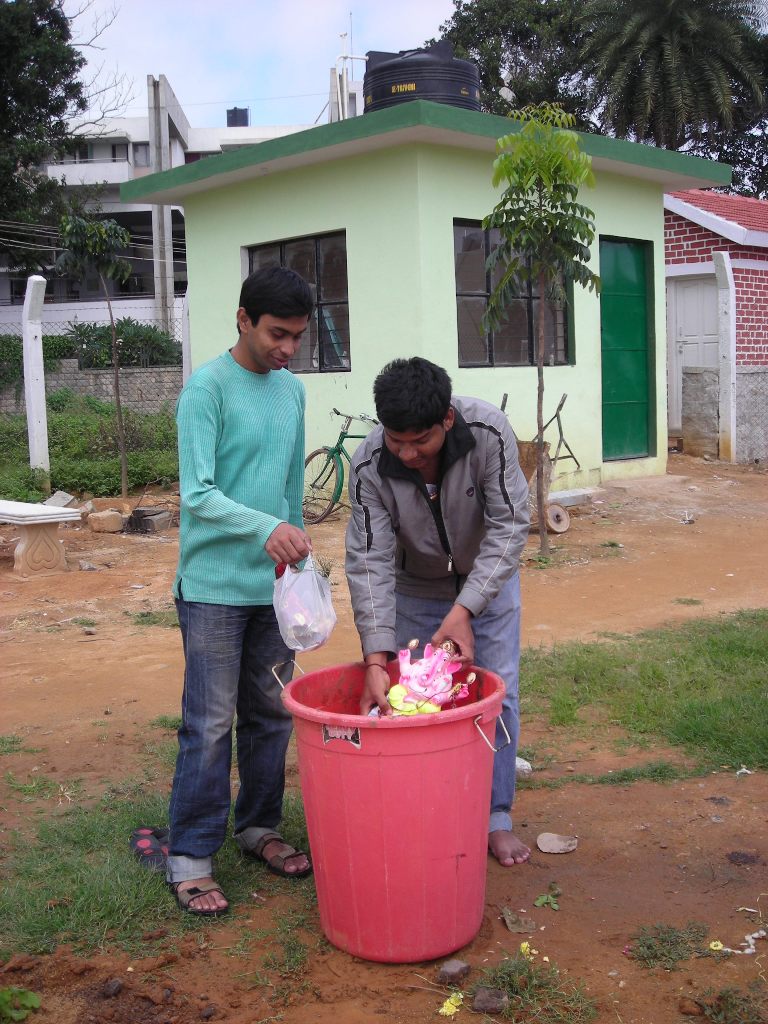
[167,598,294,883]
[394,573,521,834]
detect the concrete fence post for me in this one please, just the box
[22,275,50,489]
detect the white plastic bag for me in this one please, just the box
[273,554,337,652]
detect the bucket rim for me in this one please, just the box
[281,662,504,729]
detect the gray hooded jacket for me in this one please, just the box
[345,396,530,658]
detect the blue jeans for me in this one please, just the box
[167,598,294,883]
[395,573,521,834]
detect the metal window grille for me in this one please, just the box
[454,220,569,368]
[248,232,350,374]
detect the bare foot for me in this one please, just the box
[259,838,311,876]
[174,877,228,914]
[488,830,530,866]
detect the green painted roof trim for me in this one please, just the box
[120,99,730,203]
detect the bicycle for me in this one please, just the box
[303,407,378,525]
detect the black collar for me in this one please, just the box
[377,405,476,482]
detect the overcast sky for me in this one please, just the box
[65,0,458,129]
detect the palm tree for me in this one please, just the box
[582,0,764,150]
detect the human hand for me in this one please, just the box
[265,522,312,565]
[359,662,392,716]
[432,604,475,666]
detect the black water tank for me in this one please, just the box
[363,41,480,114]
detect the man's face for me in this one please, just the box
[382,408,455,470]
[234,309,309,373]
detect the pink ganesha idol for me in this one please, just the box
[386,640,474,716]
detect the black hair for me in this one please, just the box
[373,357,452,432]
[238,266,314,330]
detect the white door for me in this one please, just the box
[666,276,719,432]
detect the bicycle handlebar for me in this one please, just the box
[332,407,378,426]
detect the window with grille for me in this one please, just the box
[454,220,569,367]
[248,232,349,374]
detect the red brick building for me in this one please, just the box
[664,190,768,463]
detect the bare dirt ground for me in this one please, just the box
[2,454,768,1024]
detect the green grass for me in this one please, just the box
[628,921,709,970]
[474,953,597,1022]
[0,787,311,959]
[128,609,179,628]
[520,609,768,767]
[519,759,698,791]
[71,618,97,627]
[149,714,182,731]
[0,736,23,756]
[695,983,767,1024]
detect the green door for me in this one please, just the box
[600,239,654,460]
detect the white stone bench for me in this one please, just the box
[0,499,81,577]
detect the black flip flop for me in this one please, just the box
[130,826,170,872]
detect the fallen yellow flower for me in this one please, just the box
[709,940,724,951]
[438,992,463,1017]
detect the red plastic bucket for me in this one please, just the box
[281,662,504,963]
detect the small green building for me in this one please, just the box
[121,100,729,488]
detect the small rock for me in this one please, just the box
[83,628,96,636]
[472,987,509,1015]
[515,757,533,778]
[89,510,124,534]
[437,959,470,984]
[102,978,123,998]
[79,561,100,572]
[79,500,95,518]
[200,1006,217,1020]
[44,490,76,507]
[536,832,578,854]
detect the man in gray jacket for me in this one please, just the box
[345,357,531,866]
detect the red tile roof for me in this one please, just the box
[669,189,768,233]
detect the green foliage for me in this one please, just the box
[130,609,180,629]
[0,401,178,499]
[484,103,600,325]
[696,983,767,1024]
[581,0,764,151]
[67,318,181,369]
[432,0,595,126]
[520,610,768,767]
[0,0,86,273]
[56,216,132,287]
[0,987,41,1023]
[0,334,77,395]
[628,921,709,970]
[0,737,23,756]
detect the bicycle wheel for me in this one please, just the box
[303,447,342,525]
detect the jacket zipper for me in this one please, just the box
[418,484,455,573]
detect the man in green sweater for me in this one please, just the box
[167,266,314,916]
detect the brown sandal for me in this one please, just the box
[170,879,229,916]
[247,831,312,879]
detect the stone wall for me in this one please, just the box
[735,367,768,465]
[682,367,719,459]
[1,359,182,415]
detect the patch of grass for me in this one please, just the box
[520,610,768,767]
[128,609,179,628]
[673,597,703,606]
[600,539,623,548]
[71,617,97,627]
[696,982,767,1024]
[149,714,182,731]
[475,953,597,1023]
[519,759,699,790]
[142,740,178,773]
[4,772,60,801]
[0,789,311,959]
[0,736,23,756]
[628,921,708,970]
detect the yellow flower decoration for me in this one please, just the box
[519,941,538,960]
[438,992,463,1017]
[709,940,724,951]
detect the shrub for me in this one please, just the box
[67,318,181,369]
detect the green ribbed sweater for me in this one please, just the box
[173,351,305,605]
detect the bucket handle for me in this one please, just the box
[271,660,305,690]
[473,714,511,753]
